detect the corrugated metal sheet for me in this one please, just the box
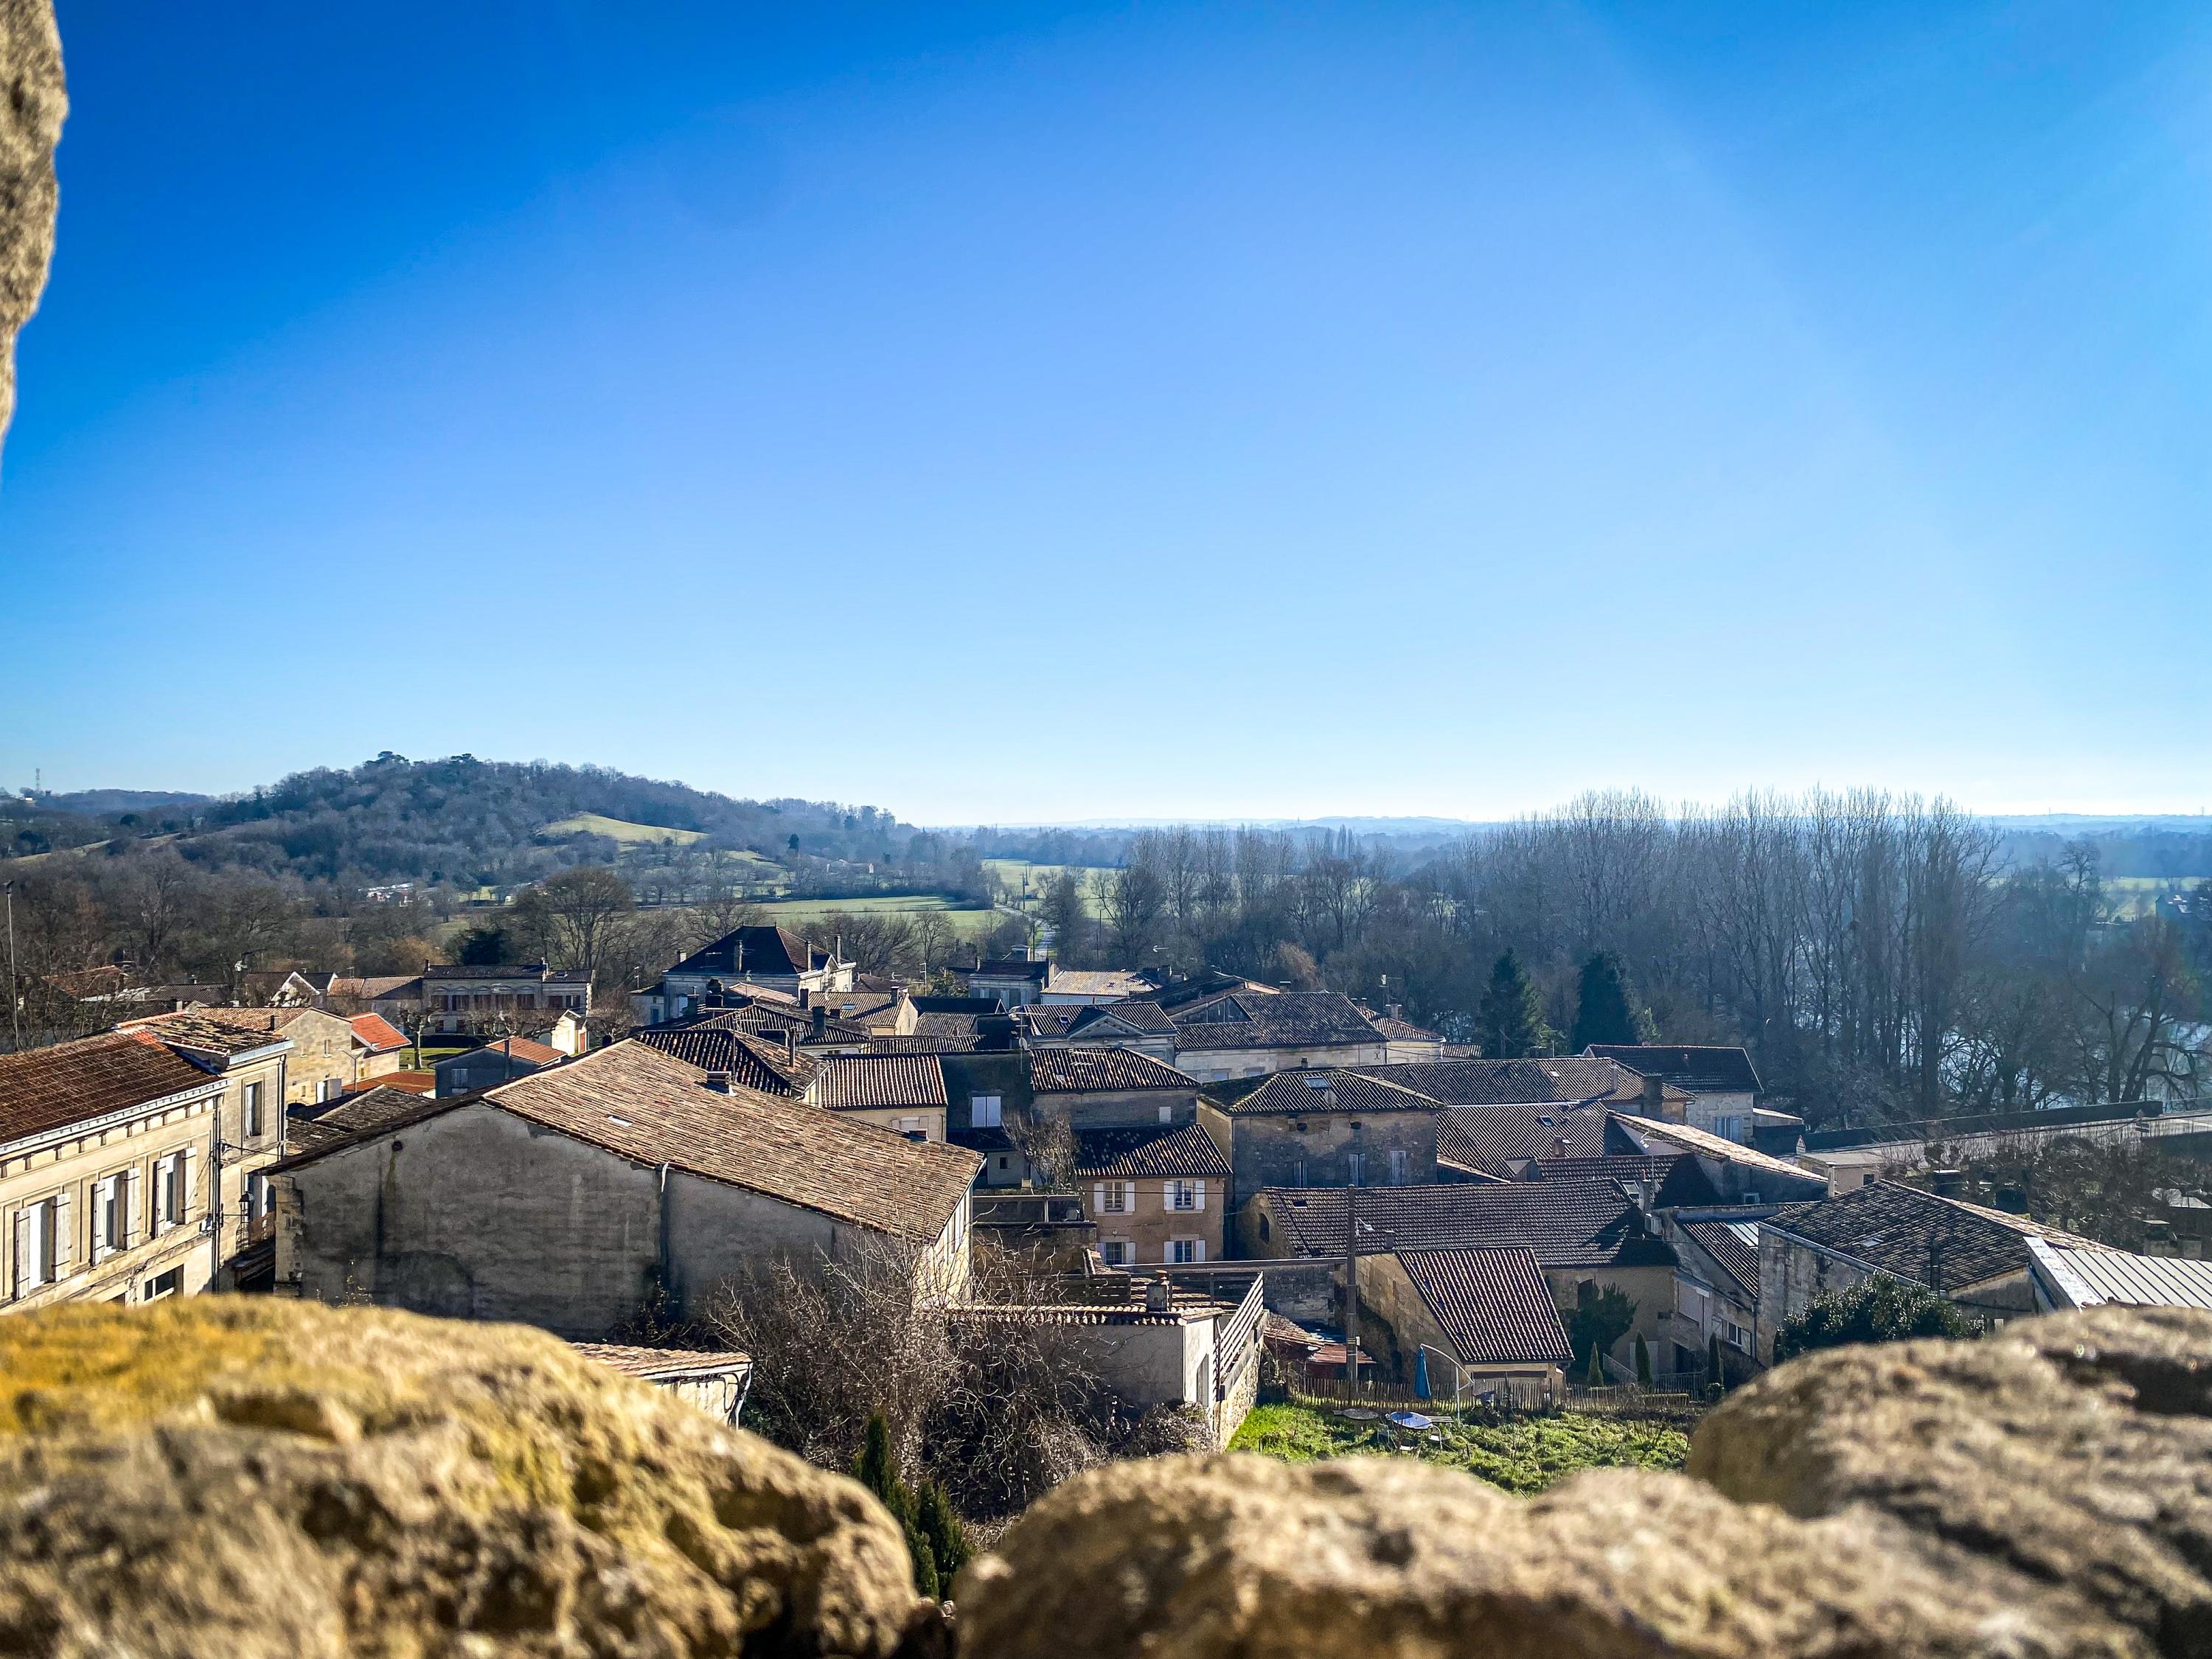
[2028,1238,2212,1311]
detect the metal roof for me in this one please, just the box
[2027,1238,2212,1312]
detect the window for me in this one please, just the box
[1388,1149,1408,1186]
[155,1156,185,1231]
[1101,1240,1132,1267]
[1722,1320,1750,1351]
[12,1194,63,1296]
[243,1080,265,1138]
[319,1077,341,1103]
[1158,1103,1174,1124]
[970,1094,1003,1128]
[94,1175,125,1259]
[1099,1181,1132,1214]
[1169,1180,1203,1211]
[1346,1152,1365,1187]
[143,1267,183,1301]
[249,1172,273,1220]
[1169,1238,1203,1265]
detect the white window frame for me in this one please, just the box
[243,1079,265,1138]
[971,1094,1003,1129]
[1098,1180,1133,1215]
[1101,1239,1133,1267]
[94,1175,123,1260]
[1168,1237,1204,1265]
[1346,1152,1365,1187]
[1169,1180,1203,1212]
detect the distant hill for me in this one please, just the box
[4,756,911,888]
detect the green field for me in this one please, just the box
[2101,875,2203,919]
[541,813,708,846]
[1228,1402,1689,1496]
[982,859,1111,917]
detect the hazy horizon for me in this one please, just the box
[6,4,2208,821]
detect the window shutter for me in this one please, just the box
[90,1178,111,1258]
[1192,1239,1206,1264]
[12,1208,29,1298]
[185,1147,201,1222]
[125,1170,142,1247]
[1093,1183,1105,1215]
[1194,1180,1206,1211]
[50,1191,71,1275]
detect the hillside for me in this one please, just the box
[6,755,911,888]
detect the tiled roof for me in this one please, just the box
[1014,1004,1082,1039]
[1436,1104,1607,1173]
[861,1033,992,1055]
[1680,1220,1759,1299]
[1371,1017,1441,1041]
[1172,992,1383,1052]
[1528,1155,1717,1207]
[647,1004,871,1045]
[1029,1048,1194,1093]
[116,1010,296,1059]
[347,1012,410,1052]
[822,992,899,1023]
[1208,1068,1439,1118]
[913,1012,986,1039]
[970,957,1049,983]
[570,1342,752,1381]
[668,925,821,980]
[1587,1045,1762,1094]
[1257,1180,1672,1270]
[484,1035,563,1066]
[0,1032,220,1147]
[333,975,422,1000]
[1764,1180,2108,1293]
[630,1026,817,1094]
[422,962,588,984]
[1348,1058,1638,1107]
[1611,1114,1818,1185]
[1046,969,1161,999]
[285,1085,452,1155]
[1074,1123,1231,1180]
[288,1041,978,1239]
[1394,1247,1573,1366]
[807,1054,950,1111]
[1090,1000,1177,1034]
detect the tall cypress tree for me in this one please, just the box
[1633,1332,1655,1386]
[1569,950,1646,1052]
[917,1480,970,1585]
[1479,950,1554,1059]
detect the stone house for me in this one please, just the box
[634,925,854,1024]
[432,1034,564,1097]
[1353,1246,1573,1405]
[1,1032,228,1310]
[1012,1000,1178,1064]
[114,1010,293,1281]
[1654,1211,1764,1376]
[805,1054,950,1141]
[953,1270,1267,1449]
[1242,1179,1680,1371]
[1039,968,1163,1006]
[347,1012,412,1080]
[942,1051,1032,1188]
[419,963,591,1036]
[1198,1068,1440,1205]
[1074,1123,1231,1267]
[1171,992,1389,1082]
[1609,1114,1826,1206]
[1029,1048,1199,1130]
[1586,1045,1764,1144]
[1753,1180,2109,1361]
[966,956,1049,1009]
[274,1040,981,1339]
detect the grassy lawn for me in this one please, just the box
[981,859,1113,917]
[1228,1401,1690,1496]
[540,813,708,845]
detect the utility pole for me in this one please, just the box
[3,879,19,1051]
[1343,1187,1360,1396]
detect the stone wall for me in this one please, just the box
[0,0,62,456]
[4,1295,2211,1655]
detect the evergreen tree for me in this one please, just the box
[904,1515,942,1601]
[1585,1341,1605,1386]
[917,1479,970,1584]
[1569,950,1646,1051]
[853,1411,897,1506]
[1633,1332,1654,1386]
[1479,950,1554,1059]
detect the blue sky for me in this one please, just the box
[4,1,2208,824]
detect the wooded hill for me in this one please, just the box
[4,754,910,888]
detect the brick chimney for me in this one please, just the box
[810,1004,826,1042]
[1642,1073,1664,1116]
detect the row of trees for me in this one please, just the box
[1044,794,2211,1128]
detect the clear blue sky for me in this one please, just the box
[4,2,2208,824]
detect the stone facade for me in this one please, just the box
[1199,1101,1436,1207]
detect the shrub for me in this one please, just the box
[1770,1276,1977,1365]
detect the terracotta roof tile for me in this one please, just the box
[807,1054,949,1111]
[1395,1247,1573,1366]
[1029,1049,1194,1093]
[1259,1180,1672,1270]
[0,1032,220,1147]
[1074,1123,1231,1180]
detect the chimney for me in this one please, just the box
[798,987,811,1010]
[705,1071,732,1093]
[1641,1074,1664,1116]
[1930,1169,1964,1200]
[810,1004,826,1042]
[1555,1135,1571,1158]
[1145,1275,1172,1313]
